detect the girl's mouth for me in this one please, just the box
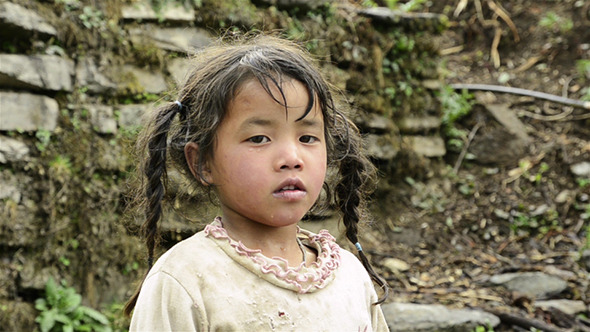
[273,179,306,200]
[278,185,299,192]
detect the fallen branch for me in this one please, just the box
[453,122,482,173]
[518,107,574,121]
[450,83,590,110]
[485,309,563,332]
[487,1,520,42]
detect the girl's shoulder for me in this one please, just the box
[146,228,227,279]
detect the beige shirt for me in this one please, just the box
[130,219,389,331]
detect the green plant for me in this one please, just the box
[35,278,112,332]
[539,11,573,33]
[472,323,495,332]
[79,6,104,30]
[103,302,131,332]
[578,203,590,221]
[576,59,590,80]
[56,0,81,11]
[361,0,378,8]
[398,0,427,12]
[528,162,549,185]
[576,178,589,188]
[438,86,475,150]
[510,209,561,236]
[49,155,73,182]
[585,223,590,249]
[378,0,427,11]
[36,129,52,152]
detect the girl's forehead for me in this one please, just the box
[233,77,310,108]
[226,77,323,123]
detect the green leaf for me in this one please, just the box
[63,323,74,332]
[54,312,72,325]
[45,278,59,306]
[35,298,48,311]
[36,309,57,332]
[77,324,93,332]
[79,306,110,325]
[60,290,82,313]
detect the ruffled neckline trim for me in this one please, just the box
[204,217,341,293]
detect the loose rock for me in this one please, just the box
[0,2,57,39]
[489,271,567,299]
[0,136,30,163]
[0,54,74,92]
[0,92,59,131]
[382,302,500,332]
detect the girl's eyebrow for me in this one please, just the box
[239,117,324,130]
[298,118,324,129]
[239,117,273,130]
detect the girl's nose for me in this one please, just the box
[277,144,303,171]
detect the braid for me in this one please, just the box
[124,101,184,316]
[334,115,389,305]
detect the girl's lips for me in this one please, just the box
[273,178,306,200]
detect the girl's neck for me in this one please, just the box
[219,215,306,267]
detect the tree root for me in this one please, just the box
[450,83,590,110]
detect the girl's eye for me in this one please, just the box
[300,135,319,144]
[248,135,270,144]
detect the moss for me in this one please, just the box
[0,300,37,331]
[200,0,261,29]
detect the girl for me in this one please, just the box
[126,34,389,331]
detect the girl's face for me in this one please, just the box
[206,78,327,229]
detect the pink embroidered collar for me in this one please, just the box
[204,217,341,293]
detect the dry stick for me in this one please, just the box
[485,310,564,332]
[487,0,520,42]
[450,83,590,110]
[453,122,482,173]
[517,107,574,121]
[453,0,468,17]
[490,26,502,68]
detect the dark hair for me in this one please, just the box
[125,34,388,315]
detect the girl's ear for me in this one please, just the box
[184,142,212,185]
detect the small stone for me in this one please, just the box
[76,57,117,94]
[0,54,74,92]
[0,136,30,163]
[555,190,572,203]
[397,116,441,134]
[570,161,590,178]
[494,209,510,220]
[534,299,587,316]
[119,65,167,94]
[121,0,195,22]
[0,2,57,39]
[530,204,548,217]
[403,135,446,157]
[490,272,567,299]
[85,104,117,134]
[382,302,500,332]
[422,79,441,90]
[0,92,59,131]
[168,58,193,87]
[129,27,212,54]
[116,104,147,128]
[581,249,590,272]
[364,133,400,160]
[382,258,410,273]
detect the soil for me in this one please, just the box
[364,1,590,330]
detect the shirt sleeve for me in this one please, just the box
[129,271,207,332]
[372,303,390,332]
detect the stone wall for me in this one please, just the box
[0,0,446,328]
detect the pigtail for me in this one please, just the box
[334,114,389,305]
[124,101,185,316]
